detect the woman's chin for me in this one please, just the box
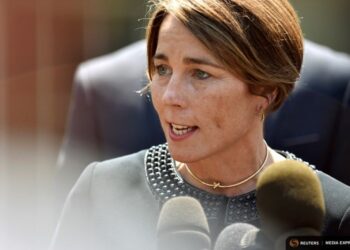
[167,144,201,163]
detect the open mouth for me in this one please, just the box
[170,123,198,136]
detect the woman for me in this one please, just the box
[51,0,350,249]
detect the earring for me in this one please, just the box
[260,112,265,122]
[257,105,265,122]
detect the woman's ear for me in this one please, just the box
[263,88,278,112]
[266,89,277,106]
[256,88,277,115]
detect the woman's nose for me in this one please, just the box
[161,75,187,108]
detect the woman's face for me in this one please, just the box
[151,15,266,163]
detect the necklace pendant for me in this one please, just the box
[213,182,221,189]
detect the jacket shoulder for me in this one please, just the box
[317,171,350,235]
[76,40,146,83]
[92,149,147,184]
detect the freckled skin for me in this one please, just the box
[150,15,267,169]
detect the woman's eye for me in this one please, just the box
[156,65,171,76]
[194,69,211,80]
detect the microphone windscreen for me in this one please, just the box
[156,196,211,250]
[214,223,268,250]
[256,160,325,239]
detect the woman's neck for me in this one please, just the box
[176,139,278,197]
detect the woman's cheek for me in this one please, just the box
[151,84,163,113]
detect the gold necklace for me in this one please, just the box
[182,141,269,189]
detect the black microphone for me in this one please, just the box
[214,222,271,250]
[215,160,325,250]
[156,196,211,250]
[256,160,326,249]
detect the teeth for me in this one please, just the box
[172,124,189,129]
[171,124,195,136]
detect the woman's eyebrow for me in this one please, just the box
[154,53,223,70]
[183,57,223,69]
[154,53,168,61]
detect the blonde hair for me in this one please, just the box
[146,0,303,112]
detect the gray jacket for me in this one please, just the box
[51,148,350,250]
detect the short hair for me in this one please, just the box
[146,0,303,112]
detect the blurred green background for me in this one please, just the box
[95,0,350,56]
[291,0,350,54]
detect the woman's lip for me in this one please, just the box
[169,122,193,127]
[168,123,198,141]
